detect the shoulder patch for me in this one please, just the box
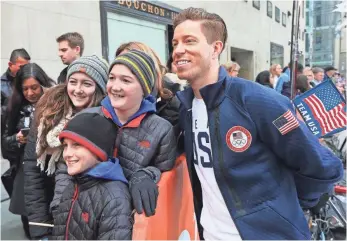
[226,126,252,152]
[272,110,299,135]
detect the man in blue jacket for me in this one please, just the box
[173,7,344,240]
[323,66,337,82]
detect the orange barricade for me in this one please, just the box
[132,154,199,240]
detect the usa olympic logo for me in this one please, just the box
[226,126,252,152]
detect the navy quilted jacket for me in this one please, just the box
[52,160,133,240]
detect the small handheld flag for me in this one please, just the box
[293,80,346,138]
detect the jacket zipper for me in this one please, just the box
[65,184,79,240]
[210,107,245,240]
[114,127,123,157]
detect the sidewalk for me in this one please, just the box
[1,155,27,240]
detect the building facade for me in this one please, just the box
[1,0,303,81]
[305,0,342,68]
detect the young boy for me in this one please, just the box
[52,113,133,240]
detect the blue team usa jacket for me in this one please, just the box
[177,67,343,240]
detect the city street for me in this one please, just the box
[1,156,27,240]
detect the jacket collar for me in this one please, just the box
[176,66,228,111]
[1,68,14,82]
[74,173,100,191]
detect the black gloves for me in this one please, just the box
[129,170,159,217]
[310,193,330,215]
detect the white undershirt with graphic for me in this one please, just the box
[192,97,241,240]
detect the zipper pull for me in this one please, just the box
[72,184,78,200]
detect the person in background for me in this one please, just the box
[281,63,304,98]
[23,56,108,240]
[1,49,31,133]
[1,63,55,239]
[275,66,290,94]
[173,7,343,240]
[295,74,310,95]
[255,70,274,88]
[323,66,337,82]
[52,113,132,240]
[312,67,324,86]
[269,64,282,90]
[56,32,84,84]
[334,72,345,95]
[282,62,291,79]
[303,67,315,88]
[222,61,240,77]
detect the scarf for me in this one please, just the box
[36,108,73,175]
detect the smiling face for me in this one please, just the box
[67,72,96,111]
[62,138,99,175]
[172,20,216,84]
[107,64,144,114]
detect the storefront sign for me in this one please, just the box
[114,0,179,21]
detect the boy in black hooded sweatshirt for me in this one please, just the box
[51,113,133,240]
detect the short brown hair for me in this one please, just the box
[173,7,228,52]
[56,32,84,56]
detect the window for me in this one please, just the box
[302,0,305,18]
[306,12,309,26]
[315,33,322,44]
[305,34,310,51]
[275,7,280,23]
[270,42,284,66]
[315,45,321,51]
[315,56,321,61]
[298,28,301,39]
[316,15,321,27]
[267,1,273,18]
[282,12,287,27]
[253,0,260,10]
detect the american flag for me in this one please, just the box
[303,85,346,135]
[273,110,300,135]
[233,132,243,140]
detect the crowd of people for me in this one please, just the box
[252,62,345,98]
[1,7,345,241]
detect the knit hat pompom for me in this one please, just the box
[59,113,117,162]
[109,49,157,97]
[67,55,109,94]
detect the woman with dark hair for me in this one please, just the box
[23,55,108,240]
[295,74,310,95]
[1,63,55,239]
[255,70,274,88]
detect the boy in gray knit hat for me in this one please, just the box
[67,55,109,93]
